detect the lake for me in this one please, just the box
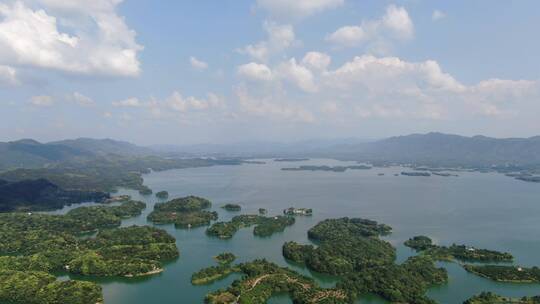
[58,159,540,304]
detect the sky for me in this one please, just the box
[0,0,539,145]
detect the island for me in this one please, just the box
[401,171,431,177]
[274,158,309,162]
[214,252,236,265]
[282,165,371,173]
[282,218,448,304]
[283,207,312,216]
[463,265,540,283]
[0,201,179,304]
[258,208,267,215]
[104,194,131,204]
[147,196,218,228]
[404,235,513,262]
[206,214,295,239]
[221,203,241,212]
[464,292,540,304]
[204,259,348,304]
[155,191,169,199]
[191,264,239,285]
[0,178,109,212]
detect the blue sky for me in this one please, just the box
[0,0,539,145]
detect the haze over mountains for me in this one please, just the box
[1,133,540,170]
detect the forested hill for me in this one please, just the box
[322,133,540,167]
[0,138,151,170]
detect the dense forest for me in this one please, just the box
[147,196,218,228]
[206,214,295,239]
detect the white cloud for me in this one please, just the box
[190,56,208,70]
[0,65,18,86]
[30,95,54,107]
[0,0,142,77]
[237,62,274,81]
[256,0,344,19]
[302,52,332,71]
[70,92,95,106]
[277,58,317,93]
[112,97,142,107]
[167,92,224,112]
[240,22,297,62]
[236,86,314,123]
[327,5,414,49]
[432,10,446,21]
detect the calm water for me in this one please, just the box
[56,159,540,303]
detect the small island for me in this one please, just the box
[204,259,348,304]
[283,207,312,216]
[258,208,267,215]
[206,214,295,239]
[104,194,131,204]
[404,235,513,262]
[463,265,540,283]
[221,203,241,212]
[155,191,169,199]
[464,292,540,304]
[282,165,371,173]
[274,158,309,162]
[214,252,236,265]
[191,264,239,285]
[401,171,431,177]
[147,196,218,228]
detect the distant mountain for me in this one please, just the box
[0,138,152,170]
[0,178,108,212]
[321,133,540,167]
[50,138,152,157]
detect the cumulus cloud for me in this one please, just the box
[239,22,297,62]
[190,56,208,70]
[166,92,224,112]
[112,97,142,107]
[237,62,274,81]
[0,0,142,77]
[277,58,317,93]
[302,52,331,71]
[256,0,344,20]
[327,5,414,50]
[30,95,54,107]
[0,65,18,86]
[432,10,446,21]
[70,92,95,106]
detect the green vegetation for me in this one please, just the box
[155,191,169,199]
[205,259,349,304]
[215,252,236,265]
[147,196,218,228]
[258,208,267,215]
[282,218,447,304]
[206,215,295,239]
[192,265,239,285]
[222,203,241,212]
[283,207,312,216]
[338,256,447,304]
[0,270,103,304]
[463,265,540,283]
[0,156,243,194]
[464,292,540,304]
[0,178,108,212]
[0,201,178,303]
[405,235,513,262]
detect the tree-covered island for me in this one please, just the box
[282,218,447,304]
[222,203,241,212]
[464,292,540,304]
[206,214,295,239]
[405,235,513,262]
[463,265,540,283]
[215,252,237,265]
[204,259,348,304]
[155,191,169,199]
[0,201,179,304]
[147,196,218,228]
